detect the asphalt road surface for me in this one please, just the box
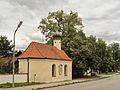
[46,75,120,90]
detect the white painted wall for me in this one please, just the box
[0,74,27,84]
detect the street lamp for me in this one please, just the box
[12,21,23,87]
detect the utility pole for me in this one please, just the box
[12,21,23,87]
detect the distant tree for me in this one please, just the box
[104,46,114,72]
[0,35,13,57]
[96,39,106,72]
[85,35,98,70]
[110,43,120,72]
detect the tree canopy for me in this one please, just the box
[38,10,120,77]
[0,35,13,57]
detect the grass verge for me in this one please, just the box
[99,72,117,75]
[0,82,41,88]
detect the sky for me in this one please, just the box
[0,0,120,50]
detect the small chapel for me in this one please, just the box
[18,34,72,83]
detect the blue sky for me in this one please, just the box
[0,0,120,50]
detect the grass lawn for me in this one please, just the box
[0,82,41,88]
[99,72,117,75]
[74,71,119,79]
[73,75,101,80]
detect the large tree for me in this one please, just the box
[38,10,86,76]
[38,10,84,57]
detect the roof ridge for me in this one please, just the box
[32,41,53,47]
[33,42,45,58]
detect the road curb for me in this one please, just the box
[33,76,109,90]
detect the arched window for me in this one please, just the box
[52,64,56,77]
[64,65,67,76]
[59,64,63,75]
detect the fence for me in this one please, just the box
[0,74,27,84]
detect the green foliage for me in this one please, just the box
[110,43,120,72]
[38,10,120,77]
[38,10,83,38]
[0,35,13,57]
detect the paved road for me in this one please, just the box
[46,75,120,90]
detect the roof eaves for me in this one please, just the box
[18,57,72,61]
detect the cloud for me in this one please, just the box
[26,32,46,42]
[0,0,120,50]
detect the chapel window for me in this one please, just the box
[52,64,56,77]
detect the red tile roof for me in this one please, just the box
[18,42,71,61]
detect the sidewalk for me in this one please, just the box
[1,73,119,90]
[0,78,104,90]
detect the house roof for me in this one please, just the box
[18,42,71,61]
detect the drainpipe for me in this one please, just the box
[27,58,29,83]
